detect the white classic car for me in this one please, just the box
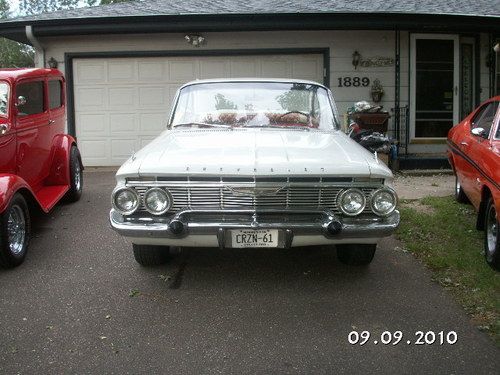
[110,79,400,266]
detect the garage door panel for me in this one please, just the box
[78,114,107,135]
[260,60,291,78]
[75,53,323,166]
[108,61,136,82]
[79,139,108,162]
[110,114,135,133]
[75,63,105,83]
[108,87,135,107]
[293,60,322,80]
[77,87,106,108]
[138,61,164,81]
[139,87,166,106]
[169,61,198,81]
[200,60,229,79]
[229,60,257,77]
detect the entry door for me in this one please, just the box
[410,34,459,139]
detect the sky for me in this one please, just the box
[7,0,19,16]
[6,0,94,17]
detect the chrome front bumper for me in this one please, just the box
[109,208,400,247]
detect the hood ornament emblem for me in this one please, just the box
[227,186,284,197]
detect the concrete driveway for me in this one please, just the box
[0,171,498,374]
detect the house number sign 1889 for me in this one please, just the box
[337,77,370,87]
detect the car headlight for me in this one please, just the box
[143,188,172,215]
[337,188,366,216]
[112,187,139,215]
[371,188,397,216]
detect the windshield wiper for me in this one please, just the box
[173,122,233,129]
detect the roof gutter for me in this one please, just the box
[25,25,45,67]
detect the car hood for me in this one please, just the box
[116,128,392,181]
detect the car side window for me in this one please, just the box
[48,80,63,109]
[0,82,8,116]
[16,81,45,116]
[471,101,499,136]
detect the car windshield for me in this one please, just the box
[0,82,8,117]
[171,82,339,130]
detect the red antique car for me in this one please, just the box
[447,96,499,271]
[0,68,83,268]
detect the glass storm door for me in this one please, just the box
[411,34,459,139]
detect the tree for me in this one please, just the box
[20,0,80,15]
[19,0,130,14]
[0,0,34,67]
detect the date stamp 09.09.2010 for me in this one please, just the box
[348,331,458,346]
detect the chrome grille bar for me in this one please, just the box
[128,177,381,215]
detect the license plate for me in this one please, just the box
[230,229,279,248]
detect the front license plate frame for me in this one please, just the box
[229,229,280,248]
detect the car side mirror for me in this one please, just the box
[15,95,26,107]
[471,127,488,138]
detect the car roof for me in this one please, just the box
[179,78,328,90]
[0,68,63,81]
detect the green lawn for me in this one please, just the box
[396,196,500,345]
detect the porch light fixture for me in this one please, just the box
[47,57,58,69]
[185,34,205,47]
[352,51,361,70]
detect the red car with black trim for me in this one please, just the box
[0,68,83,268]
[447,96,499,271]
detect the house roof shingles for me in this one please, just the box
[0,0,498,44]
[4,0,500,22]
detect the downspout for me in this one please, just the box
[25,25,45,68]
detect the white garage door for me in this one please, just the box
[74,54,324,166]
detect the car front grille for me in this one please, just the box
[127,176,382,215]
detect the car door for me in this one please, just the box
[464,101,499,207]
[14,78,51,189]
[0,80,16,174]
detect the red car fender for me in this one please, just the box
[45,134,79,186]
[0,174,39,213]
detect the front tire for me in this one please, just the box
[0,194,31,268]
[455,175,469,204]
[65,145,83,202]
[484,197,499,271]
[133,244,171,266]
[336,244,376,265]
